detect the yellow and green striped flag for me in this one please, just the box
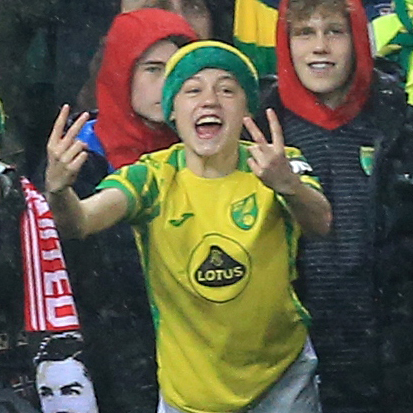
[233,0,279,77]
[372,0,413,103]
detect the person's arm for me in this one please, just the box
[243,108,332,237]
[46,105,128,239]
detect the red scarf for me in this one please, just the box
[95,9,197,169]
[277,0,373,130]
[20,178,80,332]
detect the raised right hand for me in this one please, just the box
[46,104,90,194]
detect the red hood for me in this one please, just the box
[95,8,197,169]
[276,0,373,130]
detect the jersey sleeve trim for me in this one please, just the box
[96,164,150,220]
[166,145,186,170]
[277,196,312,327]
[97,175,141,220]
[285,146,322,191]
[239,141,321,191]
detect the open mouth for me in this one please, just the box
[308,62,335,70]
[195,115,223,139]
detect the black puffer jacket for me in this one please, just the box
[256,70,413,413]
[369,74,413,413]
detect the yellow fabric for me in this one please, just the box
[373,14,404,54]
[98,143,320,412]
[164,40,259,79]
[372,13,413,103]
[234,0,279,47]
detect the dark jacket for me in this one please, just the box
[0,163,41,407]
[33,118,159,413]
[257,69,413,413]
[369,75,413,413]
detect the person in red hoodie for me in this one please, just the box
[75,0,212,112]
[256,0,413,412]
[76,8,198,170]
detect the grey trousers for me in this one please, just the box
[157,337,322,413]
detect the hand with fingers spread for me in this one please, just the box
[243,108,301,195]
[46,104,90,194]
[244,108,332,236]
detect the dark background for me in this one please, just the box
[0,0,390,177]
[0,0,235,178]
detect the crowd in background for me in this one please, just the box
[2,1,413,413]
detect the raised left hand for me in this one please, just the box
[243,108,300,195]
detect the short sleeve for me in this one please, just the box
[96,162,151,222]
[284,146,322,192]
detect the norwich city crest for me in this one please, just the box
[231,194,258,230]
[359,146,375,176]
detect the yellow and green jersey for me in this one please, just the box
[97,142,321,413]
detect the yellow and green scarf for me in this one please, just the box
[233,0,279,77]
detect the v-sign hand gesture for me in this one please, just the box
[46,104,90,194]
[243,108,301,195]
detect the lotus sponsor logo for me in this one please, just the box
[188,234,250,302]
[195,246,246,287]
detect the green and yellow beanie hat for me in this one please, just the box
[162,40,259,128]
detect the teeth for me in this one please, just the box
[196,116,222,125]
[309,63,333,69]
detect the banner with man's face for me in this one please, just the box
[34,333,99,413]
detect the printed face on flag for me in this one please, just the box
[36,358,99,413]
